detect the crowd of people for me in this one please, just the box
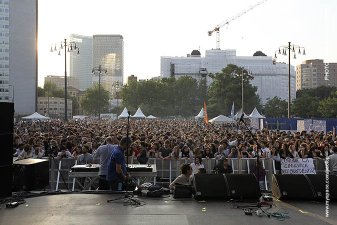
[12,119,337,190]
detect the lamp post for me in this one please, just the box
[112,81,121,108]
[50,39,80,121]
[92,65,107,120]
[233,68,252,113]
[275,42,305,118]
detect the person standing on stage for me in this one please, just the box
[93,136,114,190]
[107,136,132,191]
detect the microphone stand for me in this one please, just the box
[107,111,143,207]
[238,114,264,199]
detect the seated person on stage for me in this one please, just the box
[76,145,94,165]
[106,136,132,191]
[169,163,193,190]
[213,158,233,174]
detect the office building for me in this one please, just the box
[161,49,295,104]
[93,35,123,94]
[296,59,337,90]
[0,0,37,115]
[69,34,93,91]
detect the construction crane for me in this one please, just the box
[208,0,268,50]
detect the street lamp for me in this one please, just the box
[233,68,252,113]
[275,42,305,118]
[112,81,121,108]
[92,65,107,120]
[50,39,80,121]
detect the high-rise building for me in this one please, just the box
[6,0,38,115]
[93,35,123,94]
[69,34,93,91]
[44,75,79,90]
[1,0,37,115]
[296,59,337,90]
[161,49,295,104]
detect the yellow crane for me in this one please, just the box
[208,0,268,50]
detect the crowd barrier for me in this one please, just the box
[48,157,328,191]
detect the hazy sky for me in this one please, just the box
[38,0,337,87]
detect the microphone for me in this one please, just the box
[240,113,244,122]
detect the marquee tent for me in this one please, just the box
[234,109,249,120]
[147,115,157,119]
[22,112,50,120]
[195,107,204,119]
[209,115,234,124]
[132,107,146,119]
[249,107,265,119]
[118,107,129,119]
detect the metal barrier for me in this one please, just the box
[48,157,328,191]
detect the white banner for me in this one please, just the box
[281,158,316,174]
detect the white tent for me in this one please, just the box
[195,107,204,119]
[73,115,88,120]
[132,107,146,119]
[249,107,266,119]
[22,112,50,120]
[118,107,129,119]
[234,108,249,120]
[209,115,234,124]
[147,115,157,119]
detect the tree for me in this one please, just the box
[207,64,261,117]
[263,97,287,117]
[292,95,320,118]
[318,97,337,118]
[81,84,110,116]
[253,51,267,56]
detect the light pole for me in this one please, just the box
[112,81,121,108]
[275,42,305,118]
[50,39,80,121]
[233,68,252,113]
[92,65,107,120]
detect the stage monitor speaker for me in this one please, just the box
[306,174,337,202]
[225,174,261,201]
[193,174,228,200]
[0,102,14,134]
[0,133,14,166]
[272,174,315,200]
[0,165,12,198]
[13,159,49,191]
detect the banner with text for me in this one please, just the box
[281,158,316,174]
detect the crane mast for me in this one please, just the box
[208,0,268,50]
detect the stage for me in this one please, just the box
[0,192,336,225]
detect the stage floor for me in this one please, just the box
[0,192,336,225]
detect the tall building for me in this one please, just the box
[296,59,337,90]
[161,49,295,104]
[69,34,93,91]
[93,35,123,94]
[44,75,79,90]
[7,0,37,115]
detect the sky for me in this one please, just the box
[38,0,337,87]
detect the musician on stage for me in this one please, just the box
[107,136,132,191]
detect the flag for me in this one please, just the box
[203,101,209,124]
[230,101,235,118]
